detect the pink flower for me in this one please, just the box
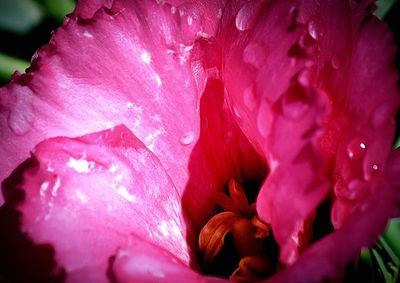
[0,0,399,282]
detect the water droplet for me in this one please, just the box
[363,161,380,181]
[282,100,309,120]
[141,50,151,65]
[187,16,193,26]
[180,132,195,145]
[83,31,94,39]
[281,84,310,120]
[170,6,176,14]
[243,85,257,110]
[243,42,266,69]
[287,6,299,31]
[235,2,256,31]
[233,106,241,118]
[297,69,311,87]
[331,199,343,229]
[217,8,223,19]
[370,104,392,129]
[307,17,325,41]
[350,1,357,10]
[346,139,367,160]
[343,179,367,201]
[155,74,162,87]
[330,55,340,70]
[67,157,95,173]
[8,87,34,135]
[257,100,271,138]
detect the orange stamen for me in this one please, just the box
[198,211,239,265]
[199,179,275,280]
[230,255,274,283]
[252,215,270,239]
[228,179,253,216]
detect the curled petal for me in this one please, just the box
[4,125,190,282]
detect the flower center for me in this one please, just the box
[198,179,279,282]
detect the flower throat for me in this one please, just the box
[198,179,279,282]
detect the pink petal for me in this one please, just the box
[221,0,331,264]
[112,234,204,283]
[0,0,225,207]
[220,0,399,266]
[325,1,399,228]
[8,125,190,282]
[267,150,400,283]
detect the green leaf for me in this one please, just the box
[377,237,400,267]
[371,248,393,283]
[39,0,75,23]
[394,137,400,149]
[0,0,44,34]
[375,0,399,19]
[383,219,400,263]
[0,53,30,81]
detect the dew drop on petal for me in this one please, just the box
[180,132,195,145]
[363,161,380,181]
[330,200,343,229]
[236,2,255,31]
[345,179,367,201]
[330,55,341,70]
[257,100,271,138]
[233,106,241,118]
[217,8,223,19]
[141,51,151,65]
[307,17,325,41]
[350,1,357,10]
[187,16,193,26]
[346,139,367,160]
[8,88,34,135]
[243,42,266,69]
[370,104,392,129]
[297,69,311,87]
[281,83,312,120]
[243,85,257,110]
[281,95,310,120]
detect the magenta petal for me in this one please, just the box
[268,150,400,283]
[16,125,190,282]
[221,0,399,266]
[112,234,204,283]
[221,0,331,264]
[0,0,227,207]
[326,2,399,229]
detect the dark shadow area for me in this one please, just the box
[0,17,61,87]
[0,158,65,283]
[106,255,118,283]
[312,199,334,242]
[181,76,271,278]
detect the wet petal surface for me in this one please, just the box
[12,125,189,282]
[0,0,227,207]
